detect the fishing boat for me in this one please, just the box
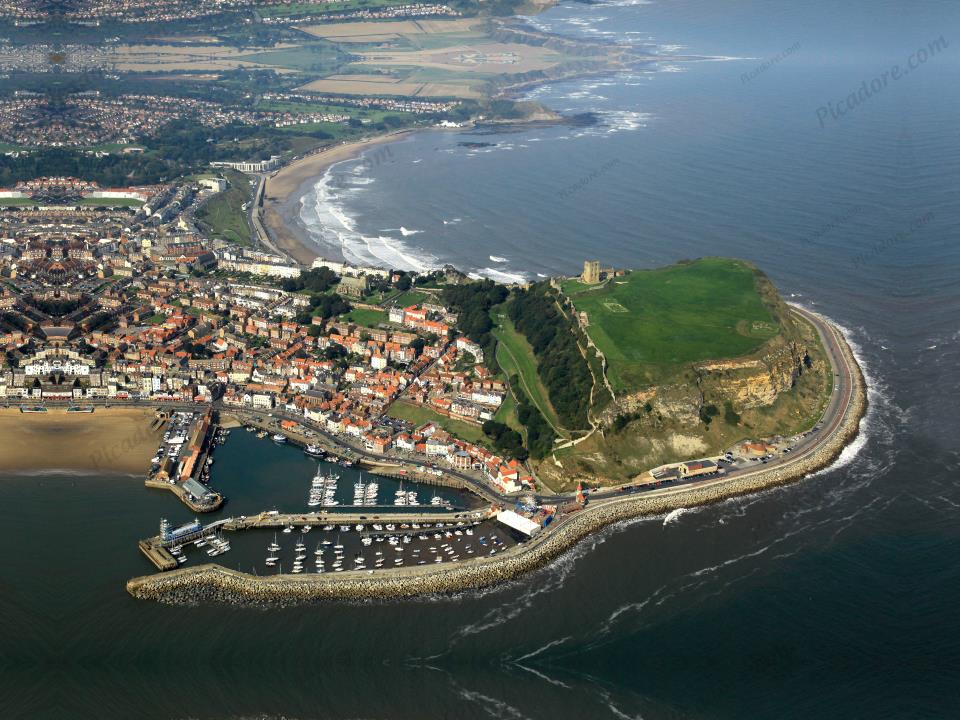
[272,433,287,443]
[304,444,324,457]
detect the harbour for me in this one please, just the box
[0,0,956,715]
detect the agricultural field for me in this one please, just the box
[301,19,484,43]
[564,258,781,391]
[297,74,483,99]
[110,40,343,76]
[299,18,568,99]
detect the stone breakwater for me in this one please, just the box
[127,326,867,606]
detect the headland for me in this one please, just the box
[127,304,867,604]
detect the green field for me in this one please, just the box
[77,197,144,207]
[387,399,487,445]
[493,390,523,435]
[241,43,343,74]
[195,170,252,245]
[565,258,780,391]
[493,313,569,438]
[343,308,387,327]
[391,290,430,307]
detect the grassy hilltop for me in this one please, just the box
[561,258,782,390]
[486,258,832,491]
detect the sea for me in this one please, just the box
[4,0,960,717]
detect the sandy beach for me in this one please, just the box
[262,130,417,265]
[0,407,162,474]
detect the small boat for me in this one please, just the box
[272,433,287,443]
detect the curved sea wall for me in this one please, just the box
[127,325,867,606]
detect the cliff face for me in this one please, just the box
[697,336,809,410]
[607,337,809,428]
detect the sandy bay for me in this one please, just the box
[261,130,417,265]
[0,407,162,474]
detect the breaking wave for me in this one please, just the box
[298,159,440,273]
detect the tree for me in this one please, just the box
[509,285,592,428]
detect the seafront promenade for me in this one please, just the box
[127,306,868,604]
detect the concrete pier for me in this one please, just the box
[138,539,177,571]
[221,509,487,531]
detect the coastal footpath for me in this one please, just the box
[126,313,867,605]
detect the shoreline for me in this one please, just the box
[0,407,161,475]
[262,129,420,266]
[126,313,868,605]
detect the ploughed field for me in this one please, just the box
[563,258,781,390]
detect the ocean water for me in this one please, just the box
[4,0,960,717]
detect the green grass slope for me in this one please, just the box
[564,258,781,391]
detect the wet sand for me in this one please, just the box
[261,130,416,265]
[0,408,162,474]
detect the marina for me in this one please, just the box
[139,509,513,573]
[137,427,487,572]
